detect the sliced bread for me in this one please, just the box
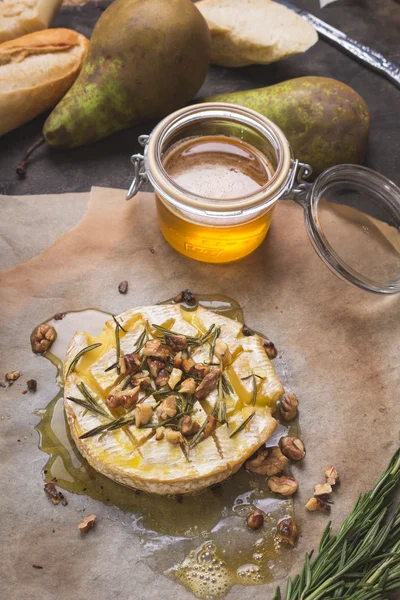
[0,28,89,136]
[0,0,63,43]
[196,0,318,67]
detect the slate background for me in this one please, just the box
[0,0,399,196]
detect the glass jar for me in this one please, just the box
[127,103,400,294]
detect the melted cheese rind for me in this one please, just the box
[64,304,283,494]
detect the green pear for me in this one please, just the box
[43,0,211,148]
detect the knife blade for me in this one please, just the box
[276,0,400,90]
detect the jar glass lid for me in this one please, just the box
[303,165,400,294]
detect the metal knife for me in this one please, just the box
[276,0,400,90]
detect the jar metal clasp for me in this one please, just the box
[126,135,150,200]
[285,159,313,205]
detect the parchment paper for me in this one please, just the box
[0,187,399,600]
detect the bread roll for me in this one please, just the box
[196,0,318,67]
[0,0,63,43]
[0,28,89,137]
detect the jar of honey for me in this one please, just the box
[127,103,400,294]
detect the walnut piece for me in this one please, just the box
[5,370,21,383]
[124,353,141,373]
[280,437,306,461]
[27,379,37,392]
[214,339,232,367]
[107,385,140,409]
[276,517,298,547]
[182,357,195,373]
[168,368,182,390]
[118,280,128,294]
[195,368,221,400]
[156,369,170,388]
[156,396,177,421]
[131,371,152,389]
[305,497,331,513]
[165,334,187,352]
[325,466,340,486]
[246,447,288,476]
[204,415,217,438]
[262,338,277,359]
[142,339,171,360]
[314,483,332,496]
[181,415,200,437]
[247,509,264,530]
[267,476,299,497]
[193,363,210,378]
[280,393,299,421]
[242,325,254,336]
[179,377,196,394]
[155,426,165,440]
[173,352,183,369]
[78,514,97,533]
[31,323,56,354]
[134,404,153,427]
[147,358,165,378]
[174,289,195,304]
[166,429,184,445]
[44,478,67,506]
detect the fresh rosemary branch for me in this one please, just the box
[273,448,400,600]
[66,343,102,377]
[67,396,108,417]
[229,412,255,438]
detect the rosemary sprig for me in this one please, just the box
[151,323,216,348]
[209,326,221,361]
[66,343,102,377]
[273,448,400,600]
[67,396,108,417]
[212,376,227,424]
[112,315,126,371]
[189,416,209,448]
[76,381,108,416]
[138,412,187,429]
[229,412,255,438]
[251,375,257,406]
[105,361,119,372]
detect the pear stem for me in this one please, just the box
[16,135,46,177]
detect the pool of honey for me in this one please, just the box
[34,295,298,598]
[159,136,276,263]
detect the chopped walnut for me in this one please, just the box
[262,338,277,359]
[44,478,67,506]
[166,429,184,445]
[314,483,332,496]
[242,324,254,336]
[54,312,66,321]
[305,497,331,513]
[118,280,128,294]
[165,334,187,352]
[246,447,288,476]
[267,476,299,497]
[276,518,298,547]
[134,404,153,427]
[179,378,196,394]
[182,357,195,373]
[247,509,264,530]
[173,352,183,369]
[280,437,306,461]
[147,358,165,378]
[181,415,200,437]
[214,339,232,367]
[31,323,56,354]
[142,339,171,360]
[156,369,170,388]
[78,514,97,533]
[27,379,37,392]
[280,393,299,421]
[168,368,182,390]
[193,363,210,378]
[325,466,340,486]
[5,370,21,383]
[204,415,217,438]
[107,385,140,409]
[194,368,221,400]
[156,396,177,421]
[155,426,165,440]
[124,353,141,373]
[131,371,152,389]
[174,289,195,304]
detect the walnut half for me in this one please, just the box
[305,497,331,513]
[267,476,299,497]
[280,437,306,461]
[325,466,340,486]
[31,323,56,354]
[246,447,288,476]
[276,517,298,547]
[280,393,299,421]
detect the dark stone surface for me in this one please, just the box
[0,0,399,196]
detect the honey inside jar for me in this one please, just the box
[158,135,276,263]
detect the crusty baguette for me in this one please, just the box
[0,28,89,137]
[0,0,63,43]
[196,0,318,67]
